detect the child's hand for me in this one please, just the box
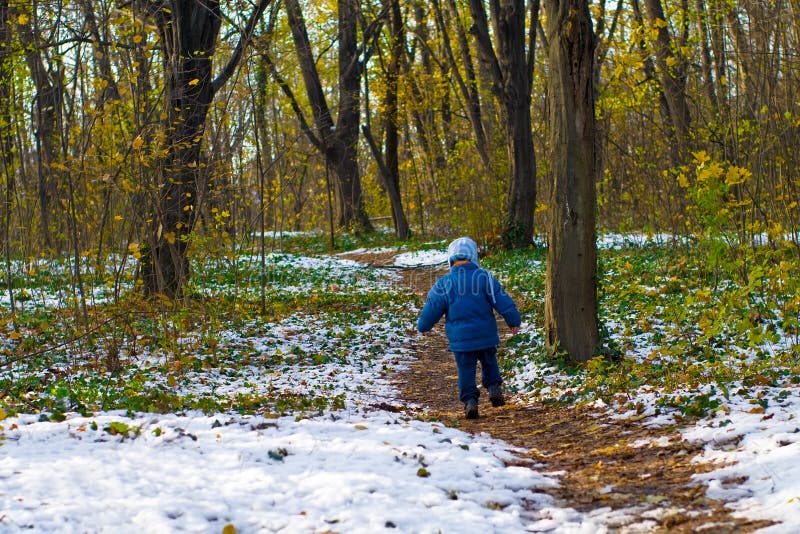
[510,326,520,335]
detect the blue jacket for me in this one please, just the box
[417,262,522,352]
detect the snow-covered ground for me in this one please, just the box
[393,249,449,267]
[1,410,591,533]
[0,251,604,533]
[2,244,800,532]
[684,388,800,532]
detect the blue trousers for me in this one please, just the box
[453,347,502,403]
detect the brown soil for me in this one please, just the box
[347,250,773,533]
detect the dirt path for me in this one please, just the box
[348,251,771,532]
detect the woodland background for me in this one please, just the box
[2,6,800,527]
[0,0,798,298]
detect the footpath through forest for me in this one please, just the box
[347,250,773,533]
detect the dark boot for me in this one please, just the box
[464,398,479,419]
[488,383,505,407]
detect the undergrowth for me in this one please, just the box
[486,236,799,418]
[2,231,798,422]
[1,237,414,419]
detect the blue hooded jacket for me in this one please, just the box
[417,237,522,352]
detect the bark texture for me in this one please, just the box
[544,0,599,362]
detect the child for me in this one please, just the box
[417,237,521,419]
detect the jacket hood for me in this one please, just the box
[447,237,479,266]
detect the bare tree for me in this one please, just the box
[138,0,270,298]
[269,0,380,233]
[468,0,539,248]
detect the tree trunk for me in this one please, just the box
[18,14,63,251]
[643,0,691,160]
[467,0,538,248]
[140,0,268,297]
[362,125,407,237]
[631,0,678,165]
[79,0,121,104]
[544,0,599,362]
[694,0,717,111]
[335,0,372,233]
[708,0,729,117]
[140,1,222,297]
[432,0,493,171]
[0,0,15,313]
[382,0,410,239]
[282,0,373,234]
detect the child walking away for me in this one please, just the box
[417,237,521,419]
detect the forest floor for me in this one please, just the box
[3,238,798,532]
[347,249,774,533]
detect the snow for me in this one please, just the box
[252,230,320,238]
[0,250,606,533]
[683,386,800,532]
[393,249,449,267]
[338,246,403,256]
[0,411,574,533]
[596,233,679,250]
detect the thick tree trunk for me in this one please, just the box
[496,0,536,248]
[140,1,222,297]
[140,0,268,297]
[544,0,599,362]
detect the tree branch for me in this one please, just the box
[212,0,272,93]
[260,51,323,151]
